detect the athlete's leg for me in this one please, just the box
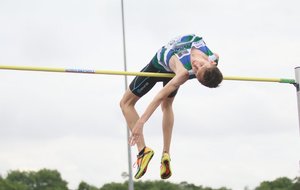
[120,62,159,179]
[160,77,178,154]
[161,96,175,154]
[120,63,159,151]
[120,89,145,152]
[120,89,155,179]
[160,96,175,179]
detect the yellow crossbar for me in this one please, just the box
[223,76,281,82]
[0,65,295,84]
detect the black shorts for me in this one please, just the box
[129,61,179,98]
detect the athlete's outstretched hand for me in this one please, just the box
[129,120,144,146]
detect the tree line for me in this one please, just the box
[0,169,299,190]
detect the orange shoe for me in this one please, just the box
[134,147,154,179]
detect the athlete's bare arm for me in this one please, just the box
[129,55,189,145]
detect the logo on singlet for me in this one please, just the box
[193,40,206,48]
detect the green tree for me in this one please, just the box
[100,182,127,190]
[290,177,300,190]
[255,177,293,190]
[78,181,99,190]
[136,180,180,190]
[6,170,33,189]
[4,169,68,190]
[179,181,200,190]
[0,173,28,190]
[34,169,68,190]
[98,180,230,190]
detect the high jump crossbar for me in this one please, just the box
[1,64,300,133]
[0,65,296,84]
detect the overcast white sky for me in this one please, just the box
[0,0,300,189]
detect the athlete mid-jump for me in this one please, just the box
[120,34,223,179]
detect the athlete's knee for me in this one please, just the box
[120,90,139,111]
[161,98,174,112]
[119,96,130,111]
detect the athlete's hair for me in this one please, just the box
[198,66,223,88]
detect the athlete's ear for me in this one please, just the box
[214,53,219,60]
[208,53,219,66]
[213,53,219,65]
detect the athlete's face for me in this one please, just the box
[191,52,219,81]
[195,63,214,81]
[194,58,219,84]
